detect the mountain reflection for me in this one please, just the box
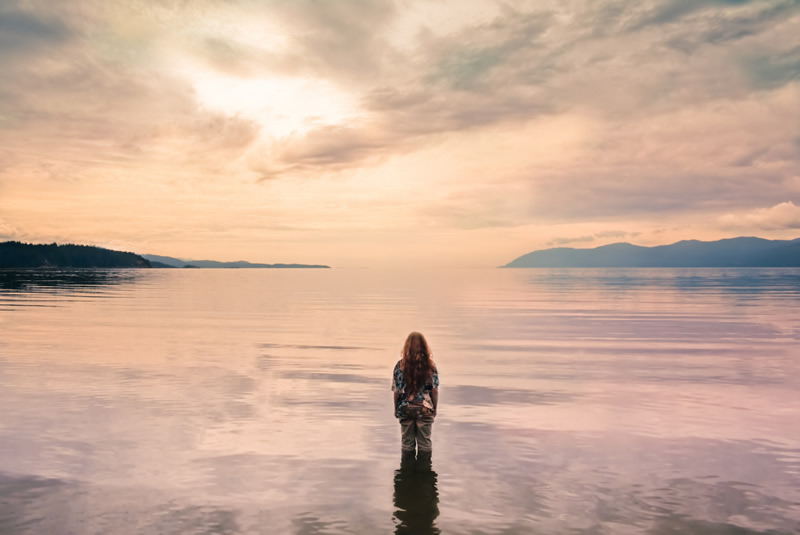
[524,268,800,298]
[393,451,440,535]
[0,269,142,293]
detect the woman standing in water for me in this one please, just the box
[392,332,439,456]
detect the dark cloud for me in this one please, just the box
[0,6,73,53]
[630,0,754,30]
[423,9,552,91]
[365,85,558,135]
[663,1,799,52]
[731,147,771,167]
[253,124,391,179]
[743,44,800,90]
[272,125,386,167]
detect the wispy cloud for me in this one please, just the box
[548,235,595,246]
[547,230,642,246]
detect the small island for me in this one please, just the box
[0,242,331,269]
[502,237,800,268]
[142,254,329,269]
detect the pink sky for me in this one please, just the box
[0,0,798,267]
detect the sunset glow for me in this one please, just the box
[0,0,798,266]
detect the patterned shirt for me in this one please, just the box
[392,359,440,419]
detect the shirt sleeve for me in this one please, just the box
[432,369,439,388]
[392,362,402,392]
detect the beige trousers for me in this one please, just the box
[399,417,434,452]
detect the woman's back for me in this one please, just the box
[392,358,439,419]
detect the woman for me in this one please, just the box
[392,332,439,455]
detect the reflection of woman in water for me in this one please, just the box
[392,332,439,455]
[393,450,440,534]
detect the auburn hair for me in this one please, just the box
[401,331,436,399]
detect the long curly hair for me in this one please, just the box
[401,331,435,399]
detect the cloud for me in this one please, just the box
[743,44,800,90]
[0,218,23,241]
[188,0,400,83]
[631,0,755,30]
[548,235,595,246]
[258,124,389,176]
[0,1,267,182]
[0,6,73,54]
[268,0,399,81]
[3,0,799,182]
[192,36,266,78]
[246,0,800,175]
[547,230,642,246]
[719,201,800,230]
[594,230,641,239]
[662,1,799,53]
[528,169,791,220]
[422,9,552,91]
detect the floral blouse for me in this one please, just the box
[392,360,440,419]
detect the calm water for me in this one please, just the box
[1,268,799,534]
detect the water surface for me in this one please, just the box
[1,268,799,534]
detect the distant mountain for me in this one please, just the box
[143,254,330,269]
[502,237,800,268]
[141,254,186,268]
[0,241,151,268]
[148,261,177,268]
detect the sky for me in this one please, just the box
[0,0,798,267]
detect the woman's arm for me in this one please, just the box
[430,362,439,415]
[393,391,400,414]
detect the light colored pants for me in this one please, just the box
[400,417,434,452]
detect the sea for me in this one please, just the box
[0,267,798,534]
